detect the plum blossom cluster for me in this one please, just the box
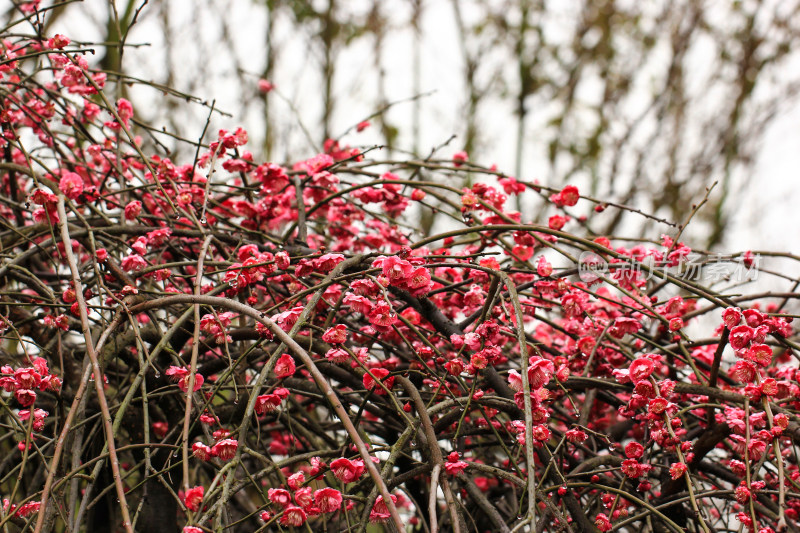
[265,481,344,527]
[199,312,236,344]
[254,387,289,415]
[372,252,434,298]
[724,306,791,381]
[191,437,238,462]
[1,499,41,519]
[256,456,409,528]
[0,359,62,407]
[4,20,800,533]
[166,366,204,392]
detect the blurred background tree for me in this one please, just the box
[10,0,800,247]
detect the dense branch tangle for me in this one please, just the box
[1,13,800,533]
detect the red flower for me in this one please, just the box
[192,442,212,461]
[531,424,551,442]
[734,484,751,503]
[120,254,147,272]
[744,344,772,367]
[363,368,394,395]
[369,494,397,523]
[444,452,468,476]
[47,34,70,48]
[548,215,567,230]
[648,397,668,414]
[268,488,292,508]
[257,79,274,93]
[669,462,688,480]
[536,256,553,277]
[273,306,303,332]
[313,253,344,273]
[15,501,40,518]
[19,408,48,431]
[294,487,314,509]
[730,360,757,382]
[124,200,142,220]
[255,393,283,415]
[343,293,373,314]
[550,185,579,207]
[116,98,133,126]
[15,389,36,407]
[183,486,204,512]
[166,366,204,392]
[314,488,343,513]
[287,471,305,490]
[743,309,764,327]
[595,513,612,532]
[722,307,742,328]
[527,357,554,389]
[330,458,365,483]
[280,506,307,527]
[625,442,644,459]
[729,325,754,351]
[14,368,41,390]
[58,171,83,199]
[274,354,296,379]
[401,267,433,296]
[565,429,587,443]
[628,358,655,384]
[621,459,643,478]
[212,438,238,461]
[507,369,522,391]
[326,348,350,364]
[309,456,327,475]
[152,421,168,439]
[322,324,348,344]
[375,256,413,283]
